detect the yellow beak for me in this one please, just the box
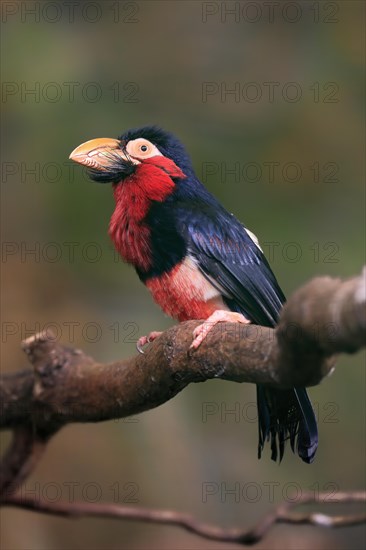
[69,137,127,171]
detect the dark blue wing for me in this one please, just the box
[172,190,317,464]
[180,204,285,327]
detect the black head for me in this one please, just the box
[119,126,194,176]
[69,126,194,184]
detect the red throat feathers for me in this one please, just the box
[108,157,184,273]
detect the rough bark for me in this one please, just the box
[1,270,365,433]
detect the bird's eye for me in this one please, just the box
[125,138,160,161]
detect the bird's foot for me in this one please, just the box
[136,331,163,354]
[190,310,250,349]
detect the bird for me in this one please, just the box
[69,126,318,463]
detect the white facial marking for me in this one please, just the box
[125,138,163,163]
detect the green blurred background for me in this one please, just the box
[1,1,365,549]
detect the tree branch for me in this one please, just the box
[0,427,49,494]
[1,269,365,434]
[1,269,365,545]
[2,491,366,545]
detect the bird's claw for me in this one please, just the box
[190,310,250,350]
[136,331,163,355]
[136,337,148,354]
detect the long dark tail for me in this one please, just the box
[256,385,318,463]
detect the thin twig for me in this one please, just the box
[2,492,365,546]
